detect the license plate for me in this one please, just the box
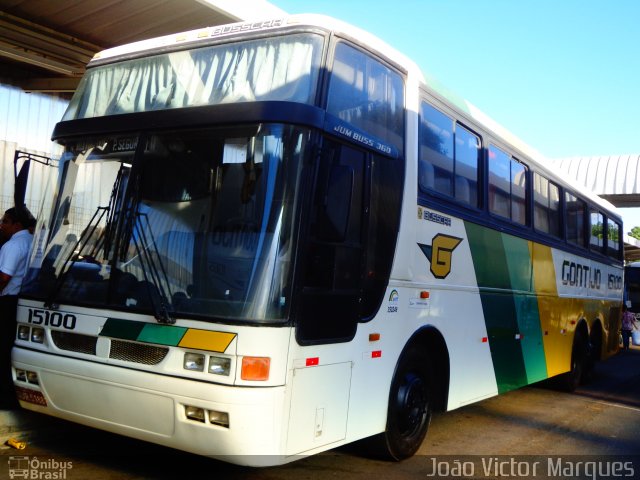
[15,386,48,406]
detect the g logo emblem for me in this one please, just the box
[418,234,463,279]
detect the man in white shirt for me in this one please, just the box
[0,206,35,407]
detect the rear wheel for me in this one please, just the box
[557,329,589,392]
[375,346,432,460]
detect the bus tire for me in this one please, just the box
[584,324,603,383]
[558,329,589,392]
[377,346,432,460]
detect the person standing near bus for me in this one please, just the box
[0,206,35,407]
[621,305,637,351]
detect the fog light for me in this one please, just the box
[17,325,30,341]
[208,410,230,428]
[16,369,26,382]
[31,327,45,343]
[184,405,205,422]
[184,352,205,372]
[208,356,231,376]
[27,371,39,385]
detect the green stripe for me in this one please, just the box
[101,318,145,340]
[465,222,528,393]
[138,323,187,346]
[101,318,189,347]
[501,236,548,383]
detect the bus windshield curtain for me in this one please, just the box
[64,35,322,120]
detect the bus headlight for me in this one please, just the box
[17,325,30,341]
[208,356,231,376]
[183,352,205,372]
[31,327,45,343]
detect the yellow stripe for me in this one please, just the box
[530,243,622,376]
[530,242,572,377]
[178,330,236,353]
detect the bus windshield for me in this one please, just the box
[63,33,324,120]
[22,124,307,324]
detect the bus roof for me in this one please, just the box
[88,14,619,220]
[90,14,421,75]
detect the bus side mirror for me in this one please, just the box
[315,165,353,242]
[14,158,31,207]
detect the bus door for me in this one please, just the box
[286,140,365,455]
[296,139,366,344]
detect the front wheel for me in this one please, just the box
[376,346,432,460]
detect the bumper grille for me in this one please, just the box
[51,331,97,355]
[109,340,169,365]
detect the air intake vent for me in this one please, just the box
[51,331,97,355]
[109,340,169,365]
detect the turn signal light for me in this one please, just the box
[241,356,270,381]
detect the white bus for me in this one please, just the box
[12,15,623,466]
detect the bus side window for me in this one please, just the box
[565,192,586,247]
[419,103,480,207]
[327,42,405,154]
[488,145,527,225]
[589,210,604,252]
[607,218,621,259]
[419,103,453,197]
[534,173,561,237]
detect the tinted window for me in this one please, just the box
[488,146,510,218]
[607,219,621,259]
[566,192,586,247]
[511,161,527,225]
[65,34,325,120]
[419,103,454,196]
[488,145,527,224]
[454,125,480,207]
[533,173,561,237]
[549,182,561,237]
[419,103,479,207]
[328,42,404,153]
[590,210,604,252]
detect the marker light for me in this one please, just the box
[208,356,231,376]
[31,327,45,343]
[241,356,270,381]
[183,352,205,372]
[17,325,30,341]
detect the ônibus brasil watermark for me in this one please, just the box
[7,456,73,479]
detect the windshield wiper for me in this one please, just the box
[44,205,109,309]
[128,210,175,324]
[44,164,130,309]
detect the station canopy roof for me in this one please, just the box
[0,0,285,95]
[552,155,640,208]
